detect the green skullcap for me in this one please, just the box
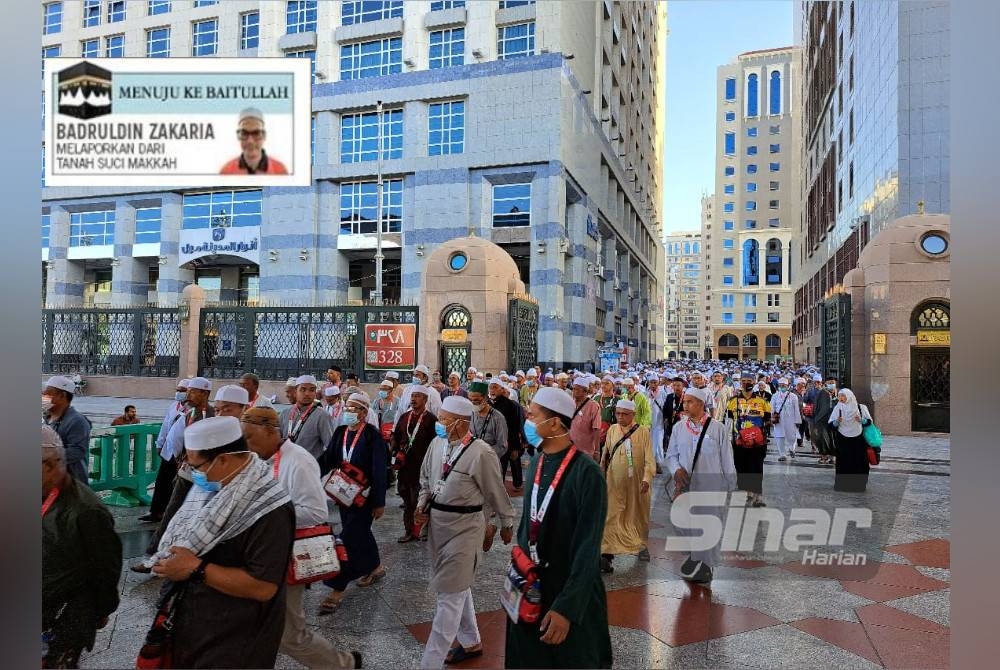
[469,381,489,395]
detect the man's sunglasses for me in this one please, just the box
[237,129,264,139]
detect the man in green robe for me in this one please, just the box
[505,388,612,669]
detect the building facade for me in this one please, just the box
[40,0,667,370]
[792,0,950,364]
[704,46,802,361]
[662,231,702,360]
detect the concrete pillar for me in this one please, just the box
[45,207,85,307]
[157,194,194,307]
[759,240,767,291]
[260,186,320,304]
[110,202,150,306]
[314,180,349,304]
[532,171,566,367]
[178,284,206,379]
[562,200,595,367]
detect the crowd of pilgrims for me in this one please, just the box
[41,358,878,669]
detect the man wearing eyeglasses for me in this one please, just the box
[219,107,289,175]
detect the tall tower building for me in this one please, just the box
[706,46,803,361]
[793,1,950,364]
[663,231,703,360]
[40,0,667,370]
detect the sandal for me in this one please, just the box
[445,644,484,664]
[318,590,345,615]
[357,566,386,587]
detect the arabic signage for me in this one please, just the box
[440,329,468,344]
[44,58,311,187]
[916,330,950,346]
[179,226,260,266]
[872,333,887,355]
[364,324,417,370]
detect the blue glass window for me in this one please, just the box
[746,201,757,211]
[721,294,734,308]
[723,202,734,213]
[146,27,170,57]
[449,252,468,271]
[340,38,402,79]
[723,239,735,250]
[498,22,535,59]
[745,220,757,229]
[769,70,781,115]
[107,1,126,23]
[341,0,402,26]
[724,132,735,156]
[724,77,736,101]
[431,1,465,9]
[743,239,759,285]
[339,179,403,235]
[104,34,125,57]
[723,257,734,267]
[43,2,62,34]
[722,312,734,324]
[69,210,115,247]
[769,162,780,172]
[428,100,464,155]
[747,145,758,156]
[747,127,758,138]
[82,0,101,27]
[723,220,734,231]
[429,28,464,69]
[722,276,734,286]
[492,183,531,227]
[768,217,780,228]
[745,312,757,324]
[240,12,260,49]
[747,164,758,174]
[148,1,170,16]
[725,111,735,122]
[286,1,318,33]
[724,166,735,176]
[724,184,734,195]
[192,19,218,57]
[770,143,780,153]
[340,108,403,163]
[499,1,534,7]
[81,39,99,57]
[135,207,162,244]
[684,241,691,254]
[746,183,757,192]
[744,294,757,307]
[746,73,759,116]
[182,190,263,229]
[193,0,217,6]
[42,213,51,249]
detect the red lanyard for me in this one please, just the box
[529,446,578,551]
[342,426,364,464]
[442,433,474,477]
[42,488,60,517]
[289,403,318,439]
[272,449,282,479]
[185,408,200,426]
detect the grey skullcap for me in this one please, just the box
[239,107,265,123]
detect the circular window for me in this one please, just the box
[920,233,948,255]
[448,252,468,272]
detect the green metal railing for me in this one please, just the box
[88,423,161,507]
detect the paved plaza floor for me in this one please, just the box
[74,397,950,669]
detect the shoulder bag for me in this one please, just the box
[666,418,712,502]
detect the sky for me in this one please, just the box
[661,0,794,234]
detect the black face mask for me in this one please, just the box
[742,383,754,391]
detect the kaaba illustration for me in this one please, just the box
[57,61,113,120]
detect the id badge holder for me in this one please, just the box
[499,570,524,624]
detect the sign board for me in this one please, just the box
[440,328,468,344]
[44,58,311,187]
[872,333,887,355]
[364,324,417,370]
[916,330,950,346]
[179,226,260,266]
[598,349,621,373]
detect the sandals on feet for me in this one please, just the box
[357,566,386,587]
[318,591,345,615]
[445,644,484,664]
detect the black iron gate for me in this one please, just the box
[440,344,471,376]
[508,298,539,373]
[821,293,851,387]
[199,305,418,382]
[911,348,950,432]
[42,308,182,377]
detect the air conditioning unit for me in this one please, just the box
[559,238,570,254]
[595,263,605,277]
[472,48,484,59]
[613,278,621,290]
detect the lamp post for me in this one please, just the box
[374,100,384,306]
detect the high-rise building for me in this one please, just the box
[40,0,667,369]
[705,46,802,361]
[793,1,950,363]
[663,231,703,360]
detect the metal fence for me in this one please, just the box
[508,297,539,373]
[198,305,419,382]
[42,308,183,377]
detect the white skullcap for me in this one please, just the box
[385,371,400,380]
[441,395,475,417]
[533,387,576,418]
[296,374,318,387]
[323,385,341,397]
[286,377,298,387]
[691,370,706,378]
[43,375,76,394]
[413,364,430,375]
[515,370,525,377]
[185,416,243,452]
[347,392,371,408]
[213,384,249,405]
[812,373,823,381]
[685,387,711,406]
[379,379,393,388]
[602,375,615,382]
[467,367,477,373]
[239,107,265,123]
[794,377,806,384]
[177,378,191,388]
[556,372,569,380]
[616,399,636,412]
[526,369,538,377]
[778,377,791,384]
[42,425,63,449]
[622,378,635,386]
[488,378,504,387]
[572,377,590,389]
[187,377,212,391]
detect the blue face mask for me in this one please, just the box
[434,421,450,439]
[378,390,388,399]
[522,420,543,448]
[778,386,788,392]
[175,391,188,402]
[826,384,836,391]
[343,412,359,426]
[191,451,250,492]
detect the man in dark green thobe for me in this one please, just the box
[505,388,612,669]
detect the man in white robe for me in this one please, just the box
[665,387,737,584]
[770,377,803,461]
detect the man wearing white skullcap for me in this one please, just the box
[415,394,514,669]
[665,385,736,584]
[793,377,810,450]
[284,377,299,406]
[569,376,603,460]
[600,394,656,571]
[770,377,802,461]
[144,378,193,523]
[279,375,334,461]
[212,384,250,418]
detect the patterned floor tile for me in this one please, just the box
[790,617,882,666]
[862,623,950,669]
[706,623,881,669]
[882,589,951,628]
[883,539,950,568]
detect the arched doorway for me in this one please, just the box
[742,334,758,359]
[910,300,950,432]
[440,304,471,375]
[718,333,739,360]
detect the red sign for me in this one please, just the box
[364,324,417,370]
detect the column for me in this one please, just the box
[562,200,596,368]
[314,180,350,304]
[111,202,149,306]
[259,186,320,305]
[156,194,194,307]
[532,171,565,368]
[45,207,85,308]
